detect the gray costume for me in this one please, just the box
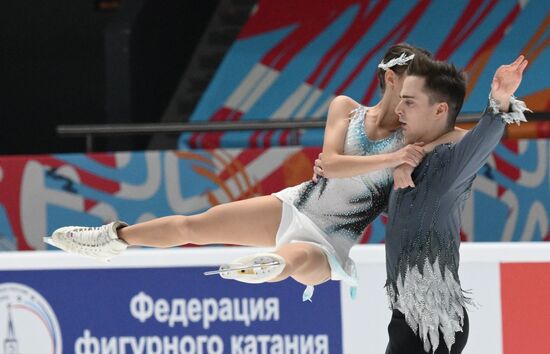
[384,96,529,352]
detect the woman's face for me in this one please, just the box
[385,71,407,119]
[390,72,407,101]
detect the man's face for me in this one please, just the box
[395,76,440,143]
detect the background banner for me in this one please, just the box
[0,141,548,251]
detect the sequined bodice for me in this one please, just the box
[343,106,404,157]
[280,106,404,252]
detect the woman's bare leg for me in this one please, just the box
[272,243,331,286]
[118,195,282,248]
[117,195,331,286]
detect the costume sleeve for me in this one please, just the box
[445,95,530,188]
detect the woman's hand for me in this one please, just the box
[392,143,427,189]
[393,163,415,190]
[312,153,326,182]
[391,143,426,168]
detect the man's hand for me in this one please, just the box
[491,55,528,111]
[393,163,415,190]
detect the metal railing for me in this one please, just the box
[57,112,548,152]
[58,120,326,152]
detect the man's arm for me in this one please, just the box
[445,56,530,188]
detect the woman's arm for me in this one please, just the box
[392,127,468,189]
[421,127,468,153]
[314,95,424,179]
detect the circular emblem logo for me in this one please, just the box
[0,283,62,354]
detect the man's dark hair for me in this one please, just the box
[406,55,467,127]
[377,43,432,93]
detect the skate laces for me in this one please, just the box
[64,225,113,251]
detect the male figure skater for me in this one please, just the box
[384,55,529,353]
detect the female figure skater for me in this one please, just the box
[44,43,466,300]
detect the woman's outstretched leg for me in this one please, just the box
[120,197,332,287]
[46,194,332,287]
[45,195,283,260]
[119,195,282,248]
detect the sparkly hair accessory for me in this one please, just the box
[377,52,415,71]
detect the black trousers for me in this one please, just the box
[385,309,469,354]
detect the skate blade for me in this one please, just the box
[43,236,111,263]
[43,236,62,249]
[203,261,280,276]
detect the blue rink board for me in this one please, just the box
[0,266,342,353]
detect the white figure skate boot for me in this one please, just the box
[44,221,128,262]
